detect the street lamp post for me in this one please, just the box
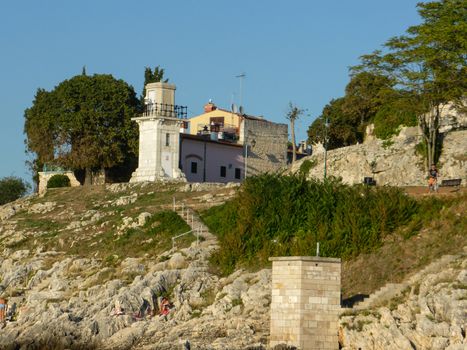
[323,118,330,179]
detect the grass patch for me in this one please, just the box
[299,159,317,175]
[342,193,466,298]
[16,217,64,232]
[59,210,191,261]
[382,139,394,149]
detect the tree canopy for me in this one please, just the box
[307,72,397,149]
[352,0,467,167]
[0,176,30,205]
[24,74,140,184]
[308,0,466,166]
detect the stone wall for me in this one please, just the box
[270,256,341,350]
[241,118,288,177]
[38,171,81,194]
[292,128,466,186]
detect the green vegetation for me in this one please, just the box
[24,73,140,185]
[202,174,420,275]
[70,210,191,260]
[298,159,317,176]
[373,103,417,140]
[353,0,466,168]
[0,176,30,205]
[307,0,466,170]
[47,174,71,188]
[342,193,466,298]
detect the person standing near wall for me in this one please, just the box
[428,164,439,192]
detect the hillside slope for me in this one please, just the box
[0,182,465,349]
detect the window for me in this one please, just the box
[235,168,241,179]
[191,162,198,174]
[220,166,226,178]
[165,133,170,146]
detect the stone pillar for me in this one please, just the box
[269,256,341,350]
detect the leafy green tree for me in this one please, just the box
[308,98,360,150]
[286,102,306,163]
[342,72,395,125]
[373,97,418,140]
[0,176,30,205]
[24,74,140,185]
[353,0,467,168]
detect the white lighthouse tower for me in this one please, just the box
[130,82,186,182]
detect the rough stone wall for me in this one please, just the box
[38,171,80,194]
[293,128,466,186]
[270,256,341,350]
[242,119,288,176]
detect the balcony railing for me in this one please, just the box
[143,102,188,119]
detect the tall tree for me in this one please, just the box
[352,0,467,168]
[24,74,140,185]
[308,98,359,150]
[286,102,305,164]
[342,72,395,125]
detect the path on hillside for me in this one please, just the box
[403,185,465,197]
[176,205,217,243]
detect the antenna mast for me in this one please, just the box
[235,72,246,110]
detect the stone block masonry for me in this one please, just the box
[241,118,288,176]
[270,256,341,350]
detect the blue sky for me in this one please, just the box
[0,0,421,181]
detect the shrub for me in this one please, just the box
[0,176,30,205]
[47,174,71,188]
[373,104,417,140]
[202,174,419,275]
[299,159,317,175]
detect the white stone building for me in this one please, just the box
[130,82,288,183]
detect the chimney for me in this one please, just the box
[204,99,217,113]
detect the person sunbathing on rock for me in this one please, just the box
[159,297,171,320]
[0,297,7,324]
[111,299,124,316]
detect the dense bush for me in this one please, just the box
[299,159,317,175]
[202,174,419,275]
[373,104,417,140]
[0,176,30,205]
[47,174,71,188]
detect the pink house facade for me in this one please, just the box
[180,134,244,183]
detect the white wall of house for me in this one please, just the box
[180,137,244,183]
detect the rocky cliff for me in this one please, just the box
[0,182,465,349]
[340,250,467,350]
[292,127,466,187]
[0,183,271,350]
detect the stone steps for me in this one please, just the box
[176,206,216,243]
[351,250,464,311]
